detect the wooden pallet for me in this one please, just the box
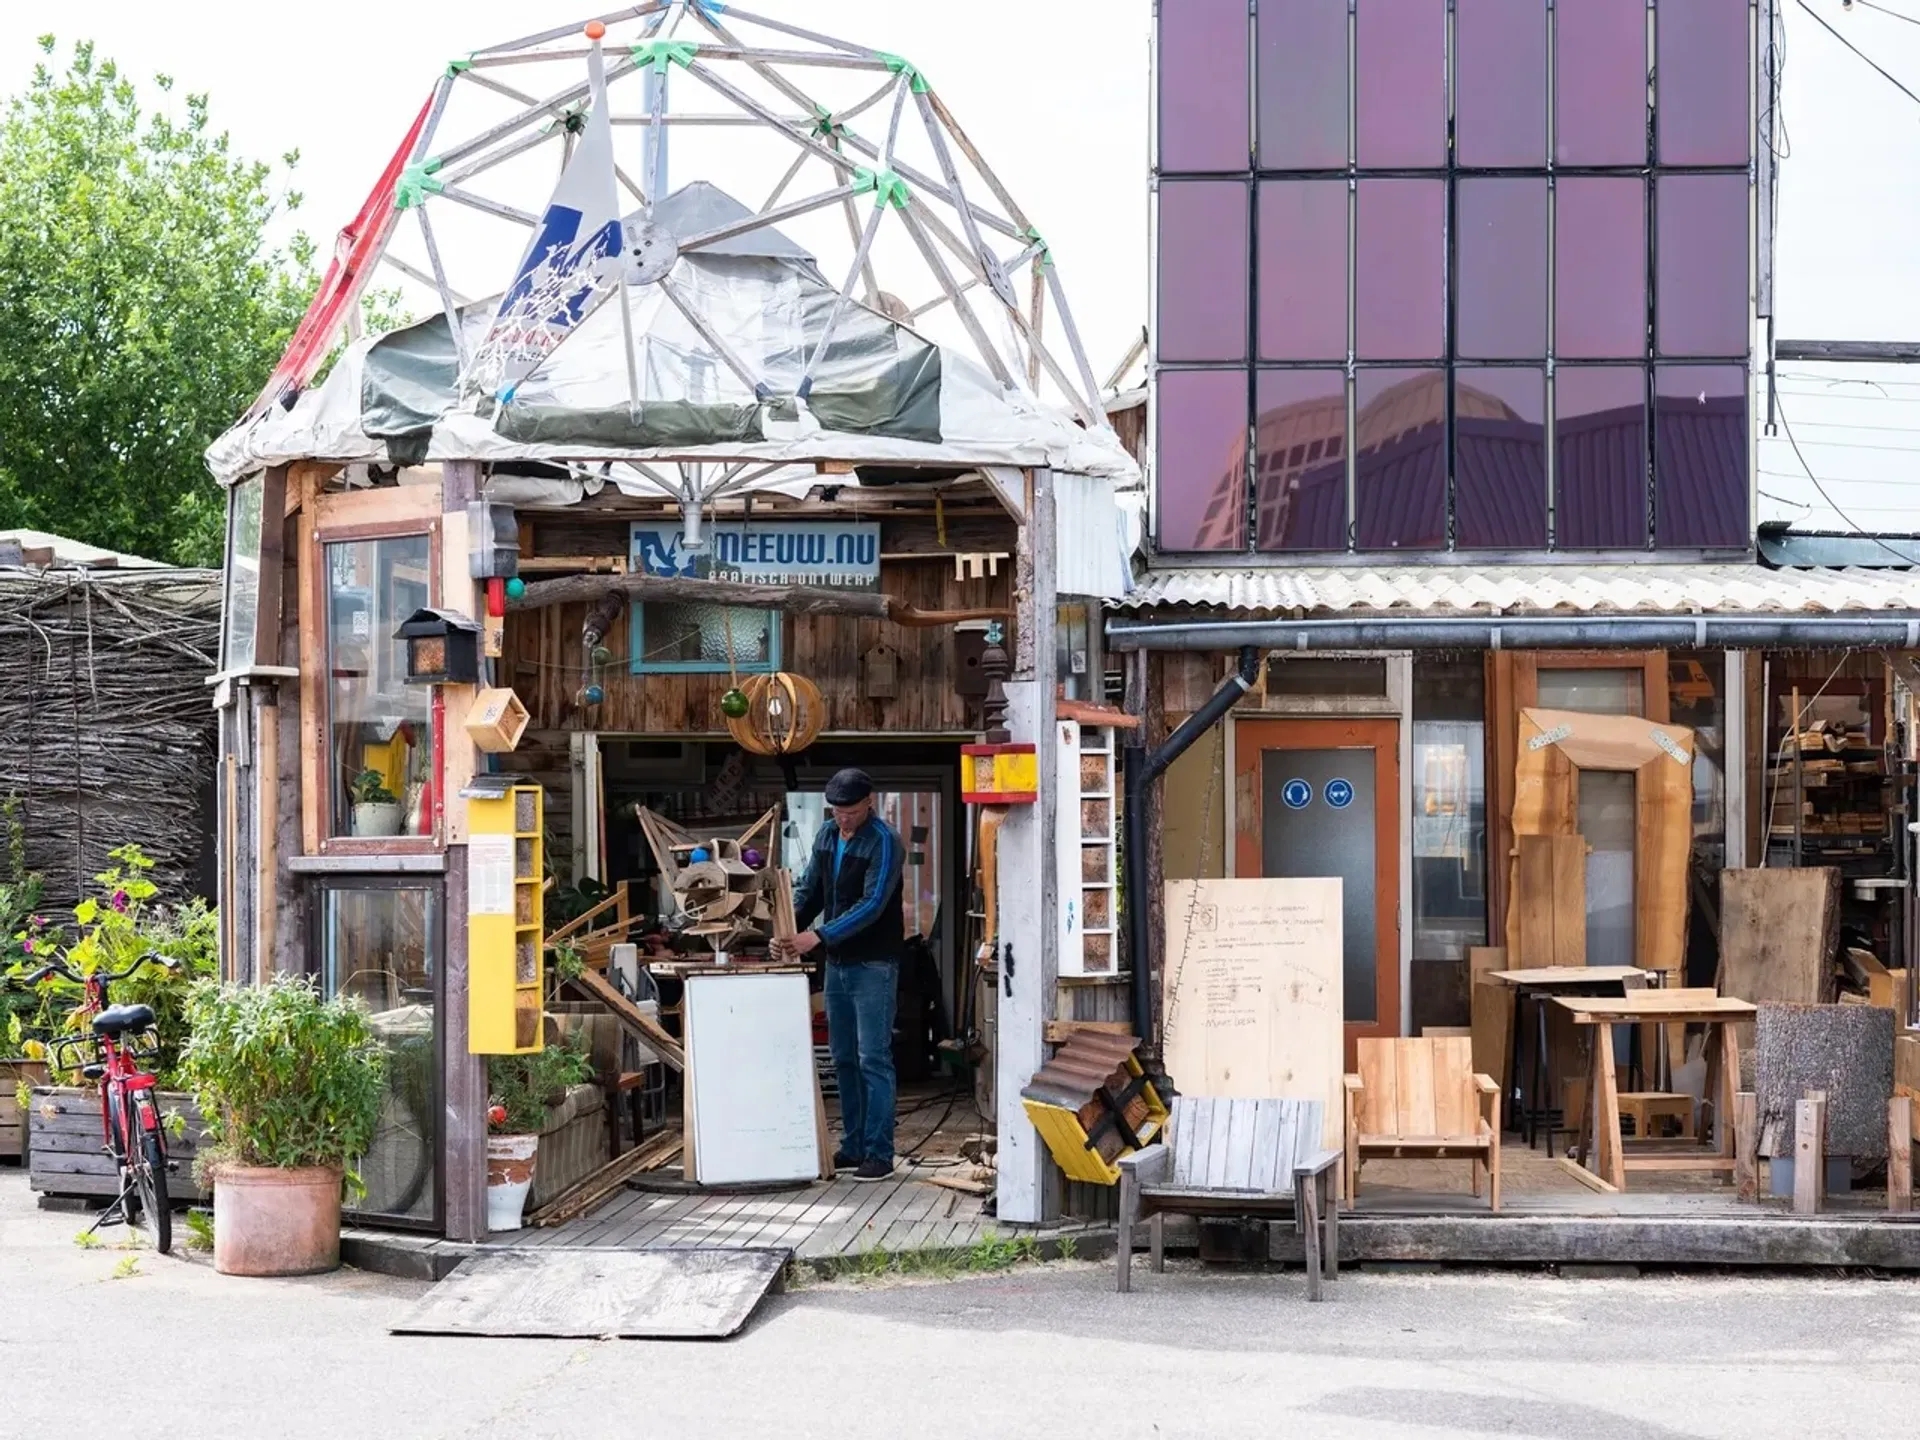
[0,1059,48,1161]
[28,1086,208,1203]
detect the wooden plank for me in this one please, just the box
[1734,1092,1759,1201]
[1513,834,1585,970]
[1794,1095,1826,1215]
[1470,979,1514,1096]
[1891,1096,1913,1213]
[1356,1040,1392,1137]
[1430,1037,1473,1138]
[1553,1155,1619,1194]
[1221,1100,1257,1191]
[1556,995,1758,1021]
[563,968,685,1071]
[1171,1097,1199,1187]
[1718,868,1840,1017]
[1204,1096,1233,1189]
[1489,966,1648,987]
[1396,1038,1437,1137]
[1468,946,1506,988]
[1043,1019,1132,1044]
[1250,1100,1284,1192]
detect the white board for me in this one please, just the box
[684,973,820,1186]
[1162,878,1344,1148]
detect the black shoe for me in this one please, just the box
[852,1158,894,1183]
[832,1150,862,1170]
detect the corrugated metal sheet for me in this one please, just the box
[1054,471,1136,599]
[1119,563,1920,616]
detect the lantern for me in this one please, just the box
[725,672,825,756]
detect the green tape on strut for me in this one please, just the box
[1021,225,1053,270]
[395,157,444,210]
[632,40,700,74]
[852,166,911,210]
[877,52,930,94]
[812,105,847,141]
[446,57,473,77]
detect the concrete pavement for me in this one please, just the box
[4,1169,1919,1438]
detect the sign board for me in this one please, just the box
[630,521,882,591]
[1162,878,1344,1147]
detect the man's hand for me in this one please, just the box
[786,930,822,957]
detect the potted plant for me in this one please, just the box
[486,1036,593,1232]
[179,975,385,1277]
[348,769,403,838]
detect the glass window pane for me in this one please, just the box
[221,476,264,673]
[1556,177,1647,359]
[1157,181,1249,362]
[1580,769,1637,965]
[1157,368,1249,550]
[1258,181,1348,361]
[1158,0,1250,172]
[1412,656,1488,964]
[1357,0,1447,166]
[325,534,435,839]
[1458,179,1548,359]
[1555,0,1648,165]
[1668,651,1727,852]
[1555,366,1647,548]
[1655,364,1749,547]
[1456,0,1547,166]
[322,885,438,1225]
[1537,667,1645,714]
[1258,0,1348,167]
[1657,0,1751,165]
[1356,180,1445,359]
[1355,368,1447,550]
[637,603,776,669]
[1455,367,1547,548]
[1656,174,1749,358]
[1255,368,1348,551]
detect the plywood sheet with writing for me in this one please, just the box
[1163,878,1344,1148]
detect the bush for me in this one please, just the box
[487,1033,594,1135]
[179,976,386,1181]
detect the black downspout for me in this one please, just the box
[1124,645,1263,1046]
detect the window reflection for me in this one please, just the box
[1412,658,1488,965]
[325,534,434,839]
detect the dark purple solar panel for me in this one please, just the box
[1356,180,1446,359]
[1556,177,1647,359]
[1556,0,1648,165]
[1259,181,1348,362]
[1456,0,1548,166]
[1656,174,1749,358]
[1354,368,1447,550]
[1157,181,1249,363]
[1157,369,1250,551]
[1555,365,1648,548]
[1157,0,1250,172]
[1657,0,1751,165]
[1455,367,1547,548]
[1458,179,1548,359]
[1258,0,1348,168]
[1255,369,1349,551]
[1655,364,1749,547]
[1357,0,1447,167]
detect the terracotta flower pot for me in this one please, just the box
[487,1134,539,1232]
[212,1164,343,1277]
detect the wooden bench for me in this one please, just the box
[1345,1036,1501,1210]
[1116,1096,1341,1300]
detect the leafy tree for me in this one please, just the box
[0,37,318,567]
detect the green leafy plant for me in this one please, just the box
[72,1230,102,1250]
[548,939,586,986]
[178,975,386,1188]
[111,1254,140,1279]
[183,1209,214,1252]
[0,794,46,1048]
[486,1033,593,1135]
[349,770,397,806]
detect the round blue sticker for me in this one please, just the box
[1324,778,1355,809]
[1281,778,1312,810]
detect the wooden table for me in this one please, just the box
[1554,993,1758,1191]
[1488,967,1653,1156]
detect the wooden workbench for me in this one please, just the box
[1489,967,1653,1154]
[1555,993,1758,1191]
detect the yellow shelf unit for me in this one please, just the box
[468,784,544,1054]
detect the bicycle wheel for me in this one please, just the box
[128,1097,171,1255]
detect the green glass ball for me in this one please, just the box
[720,687,750,719]
[590,644,613,666]
[504,576,526,600]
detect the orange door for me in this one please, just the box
[1235,718,1401,1067]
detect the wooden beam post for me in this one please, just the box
[1734,1091,1758,1201]
[1794,1093,1827,1216]
[1891,1095,1913,1213]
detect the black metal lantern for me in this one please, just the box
[395,607,481,685]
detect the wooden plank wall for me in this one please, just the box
[503,556,1010,736]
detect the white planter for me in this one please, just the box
[486,1133,539,1232]
[351,801,404,838]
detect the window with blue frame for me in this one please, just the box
[630,601,780,674]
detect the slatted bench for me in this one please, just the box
[1115,1096,1341,1300]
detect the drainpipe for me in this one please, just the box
[1124,645,1263,1046]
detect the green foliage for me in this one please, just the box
[548,940,586,986]
[0,795,45,1048]
[349,770,398,806]
[179,975,387,1180]
[182,1208,214,1251]
[486,1033,593,1135]
[110,1254,140,1279]
[72,1230,102,1250]
[0,36,319,567]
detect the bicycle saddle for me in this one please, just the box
[91,1003,156,1037]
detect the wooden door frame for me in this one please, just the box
[1233,717,1402,1055]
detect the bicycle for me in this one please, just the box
[15,951,181,1254]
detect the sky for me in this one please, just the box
[0,1,1916,534]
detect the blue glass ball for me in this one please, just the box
[583,684,605,705]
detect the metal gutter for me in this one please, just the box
[1107,613,1920,652]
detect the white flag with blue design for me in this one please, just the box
[469,44,625,404]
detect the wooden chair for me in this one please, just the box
[1344,1037,1501,1211]
[1115,1096,1342,1300]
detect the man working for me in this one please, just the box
[776,768,904,1181]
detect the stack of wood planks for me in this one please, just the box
[526,1127,685,1228]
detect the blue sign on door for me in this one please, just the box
[1324,778,1354,809]
[1281,778,1312,810]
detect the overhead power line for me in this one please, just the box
[1795,0,1920,110]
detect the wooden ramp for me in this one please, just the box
[390,1248,787,1340]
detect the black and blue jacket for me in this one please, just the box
[792,813,906,965]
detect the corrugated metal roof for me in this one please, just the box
[1118,563,1920,617]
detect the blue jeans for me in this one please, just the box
[825,959,897,1163]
